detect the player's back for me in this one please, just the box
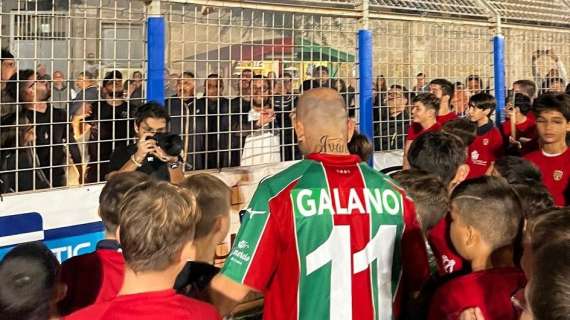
[222,153,422,320]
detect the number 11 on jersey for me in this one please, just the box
[306,225,398,320]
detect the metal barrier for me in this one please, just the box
[1,0,570,195]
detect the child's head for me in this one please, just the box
[441,118,478,147]
[511,184,554,220]
[488,156,542,186]
[450,176,522,263]
[348,132,373,162]
[525,241,570,320]
[523,208,570,278]
[0,242,64,320]
[411,93,439,124]
[468,93,496,124]
[533,93,570,145]
[118,180,200,273]
[98,171,148,236]
[505,93,532,118]
[180,174,232,250]
[391,169,448,233]
[408,132,470,191]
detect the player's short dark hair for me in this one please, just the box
[469,92,496,112]
[408,132,467,187]
[102,70,122,86]
[533,93,570,121]
[99,171,148,233]
[5,69,36,103]
[392,169,448,232]
[134,101,170,126]
[429,78,454,98]
[1,48,14,61]
[441,118,478,146]
[348,132,373,162]
[492,156,542,185]
[528,241,570,320]
[412,93,440,114]
[0,242,60,320]
[180,173,231,240]
[511,184,554,219]
[526,207,570,255]
[416,72,425,77]
[451,176,522,250]
[513,79,537,98]
[466,74,484,89]
[506,92,532,115]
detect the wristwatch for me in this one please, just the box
[168,161,180,170]
[168,156,184,170]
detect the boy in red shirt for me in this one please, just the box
[403,93,442,169]
[407,132,471,275]
[428,176,525,320]
[466,93,503,179]
[58,171,148,316]
[175,173,232,297]
[430,78,458,125]
[66,180,220,320]
[502,93,538,155]
[524,93,570,206]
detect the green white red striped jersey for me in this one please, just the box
[221,153,427,320]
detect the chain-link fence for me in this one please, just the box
[2,0,570,195]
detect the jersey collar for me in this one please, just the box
[307,153,362,165]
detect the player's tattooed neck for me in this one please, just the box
[319,135,347,153]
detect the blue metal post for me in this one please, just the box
[493,35,506,125]
[147,16,165,104]
[358,29,374,166]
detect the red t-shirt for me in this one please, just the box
[59,246,125,315]
[65,289,221,320]
[406,122,442,141]
[525,148,570,206]
[436,112,459,125]
[428,267,526,320]
[467,124,503,179]
[502,114,538,155]
[426,215,465,276]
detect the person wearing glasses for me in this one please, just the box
[107,102,184,183]
[375,84,411,151]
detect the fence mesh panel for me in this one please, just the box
[1,0,570,195]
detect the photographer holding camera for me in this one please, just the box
[108,102,184,183]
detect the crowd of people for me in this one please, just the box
[1,77,570,319]
[2,45,570,194]
[0,47,363,193]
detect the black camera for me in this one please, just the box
[147,132,183,157]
